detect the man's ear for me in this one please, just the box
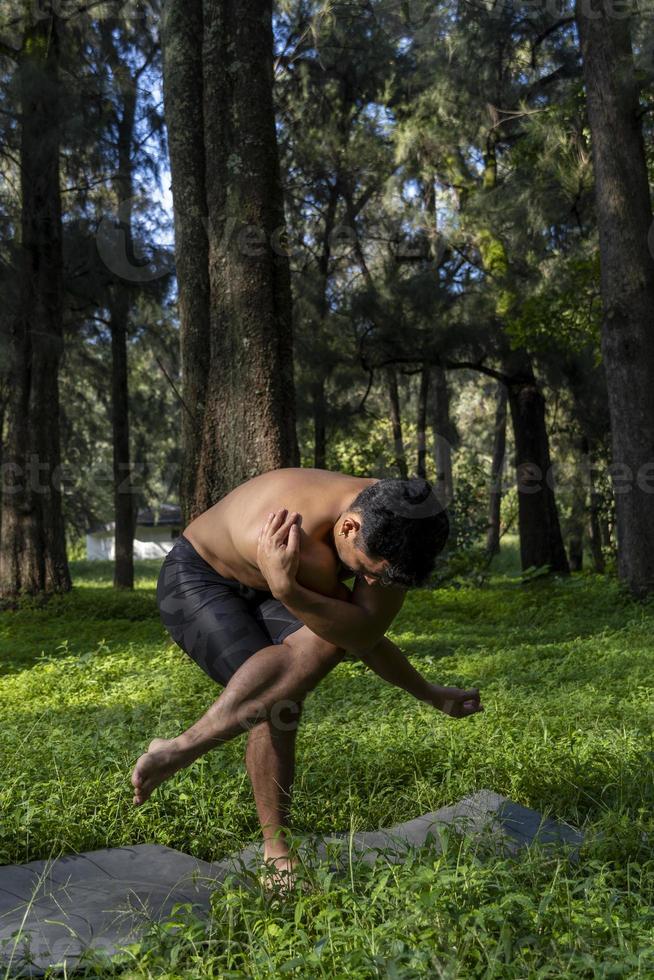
[340,514,361,537]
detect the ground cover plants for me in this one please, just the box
[1,553,653,977]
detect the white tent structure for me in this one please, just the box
[86,504,182,560]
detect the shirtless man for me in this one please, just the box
[131,468,483,876]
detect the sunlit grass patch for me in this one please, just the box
[1,560,654,975]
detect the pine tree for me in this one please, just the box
[576,0,654,595]
[163,0,298,520]
[0,4,71,597]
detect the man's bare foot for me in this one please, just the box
[131,737,190,805]
[259,854,299,893]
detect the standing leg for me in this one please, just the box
[131,627,343,804]
[245,700,303,871]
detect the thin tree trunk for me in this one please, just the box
[505,353,569,574]
[110,287,136,588]
[576,0,654,595]
[162,0,211,523]
[0,9,70,597]
[310,182,339,471]
[486,381,507,556]
[567,434,587,572]
[430,364,453,504]
[105,33,137,589]
[172,0,299,512]
[312,378,326,469]
[385,366,408,479]
[587,442,606,574]
[0,392,6,550]
[416,365,429,479]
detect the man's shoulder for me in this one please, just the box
[297,534,342,598]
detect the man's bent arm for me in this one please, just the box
[359,634,435,701]
[360,634,483,718]
[281,581,439,702]
[277,576,405,655]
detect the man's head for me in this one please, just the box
[334,478,449,588]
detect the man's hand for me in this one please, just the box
[257,509,300,599]
[426,683,483,719]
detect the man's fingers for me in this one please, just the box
[262,510,287,542]
[269,510,287,534]
[273,511,298,544]
[287,522,300,552]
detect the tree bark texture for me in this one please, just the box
[105,33,138,589]
[164,0,300,516]
[486,381,507,556]
[385,366,408,479]
[587,444,606,574]
[416,365,429,479]
[0,8,70,597]
[312,378,327,469]
[430,364,454,505]
[308,181,339,472]
[567,435,588,573]
[505,354,570,574]
[577,0,654,595]
[162,0,211,522]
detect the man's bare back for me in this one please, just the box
[184,468,376,596]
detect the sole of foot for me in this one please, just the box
[131,737,183,806]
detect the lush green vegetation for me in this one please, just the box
[2,557,654,977]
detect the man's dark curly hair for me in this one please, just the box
[350,478,449,588]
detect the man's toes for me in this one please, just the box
[131,759,146,789]
[133,782,149,805]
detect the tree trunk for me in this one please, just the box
[576,0,654,595]
[312,378,327,469]
[416,365,429,479]
[567,435,587,573]
[166,0,299,514]
[105,36,138,589]
[587,443,606,574]
[430,364,454,505]
[0,9,70,597]
[310,183,338,472]
[385,367,408,479]
[110,287,136,588]
[505,354,569,574]
[486,381,507,556]
[162,0,211,523]
[0,392,6,550]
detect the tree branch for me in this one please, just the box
[154,355,195,422]
[530,16,575,69]
[444,358,511,384]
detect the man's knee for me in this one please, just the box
[270,697,303,733]
[248,698,303,737]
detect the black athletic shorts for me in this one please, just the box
[157,534,304,686]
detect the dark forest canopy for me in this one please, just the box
[0,0,653,596]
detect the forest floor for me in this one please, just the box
[2,547,654,977]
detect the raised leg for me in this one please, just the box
[132,627,343,804]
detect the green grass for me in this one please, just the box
[1,556,654,977]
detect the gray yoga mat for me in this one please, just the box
[0,790,583,976]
